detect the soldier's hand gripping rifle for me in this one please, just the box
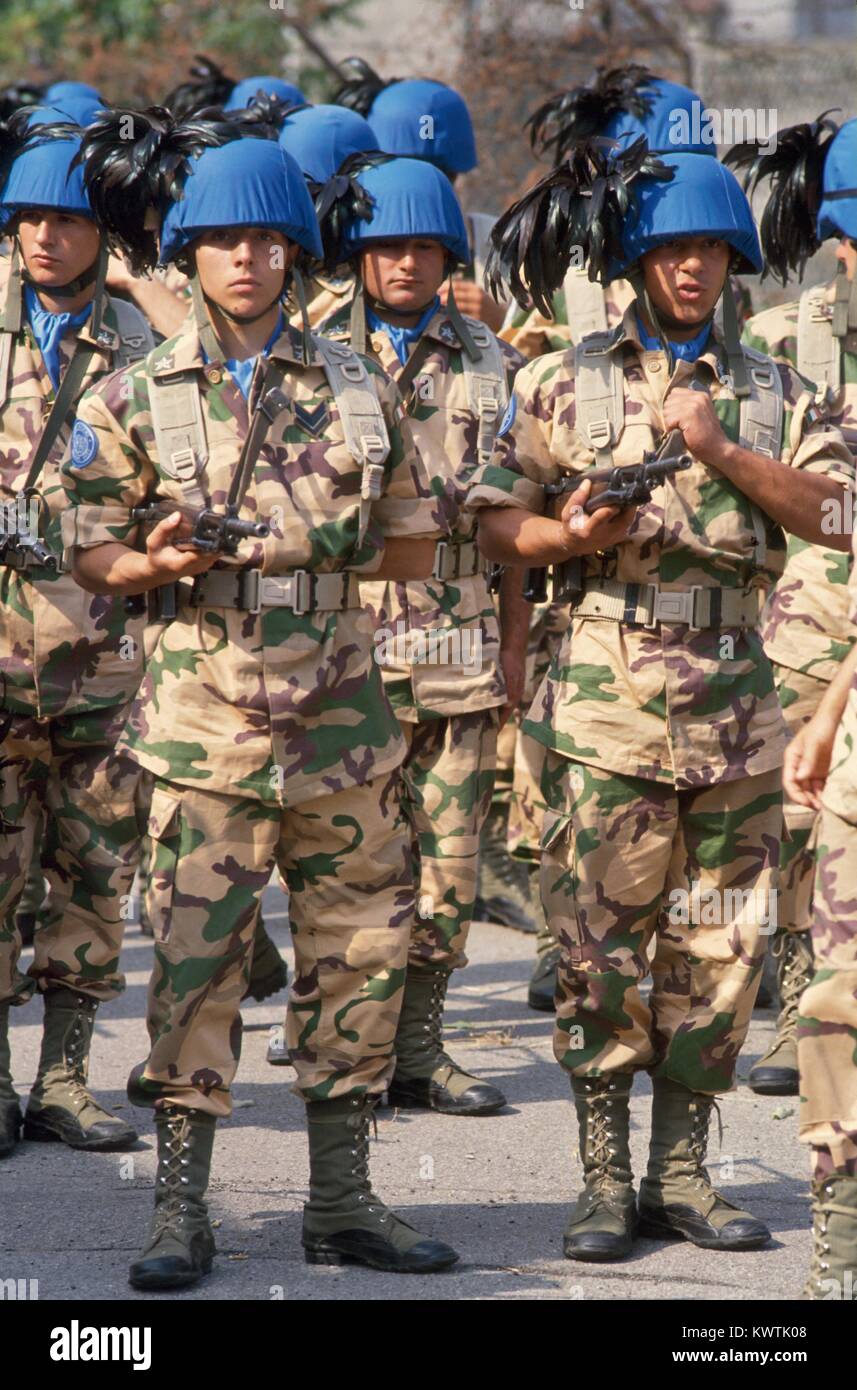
[522,431,692,603]
[0,489,59,572]
[131,381,291,557]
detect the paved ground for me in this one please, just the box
[1,887,811,1303]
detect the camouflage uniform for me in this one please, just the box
[62,318,439,1118]
[467,300,855,1093]
[745,288,857,937]
[0,289,153,1008]
[321,300,523,973]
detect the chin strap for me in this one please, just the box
[349,277,367,356]
[0,244,23,334]
[628,268,672,365]
[289,266,313,367]
[832,259,857,340]
[20,254,100,300]
[440,278,482,363]
[189,271,226,363]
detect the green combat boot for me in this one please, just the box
[474,803,535,933]
[302,1095,459,1272]
[0,1005,22,1158]
[803,1175,857,1300]
[387,965,507,1115]
[564,1074,637,1261]
[129,1106,217,1290]
[243,913,288,1003]
[527,865,559,1012]
[23,987,138,1150]
[749,930,813,1096]
[638,1077,771,1249]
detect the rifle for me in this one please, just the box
[0,490,58,572]
[522,434,692,604]
[131,502,269,557]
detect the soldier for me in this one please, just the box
[163,56,305,122]
[724,116,857,1098]
[502,65,755,1009]
[64,110,457,1286]
[298,152,528,1112]
[0,108,155,1160]
[470,140,854,1262]
[278,102,380,329]
[784,538,857,1300]
[331,58,507,332]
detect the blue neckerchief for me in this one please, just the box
[367,296,440,366]
[203,309,285,400]
[636,312,713,364]
[24,285,92,391]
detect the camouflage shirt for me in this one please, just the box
[467,300,855,788]
[0,286,154,717]
[744,285,857,685]
[320,300,525,720]
[822,519,857,826]
[61,319,440,806]
[501,276,753,362]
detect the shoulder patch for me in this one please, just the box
[69,419,99,469]
[497,394,517,438]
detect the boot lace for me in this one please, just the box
[582,1080,626,1195]
[805,1183,833,1294]
[775,932,813,1037]
[152,1107,194,1233]
[685,1095,724,1192]
[62,996,98,1112]
[349,1100,388,1225]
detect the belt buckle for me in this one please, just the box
[653,587,701,629]
[432,541,449,581]
[239,569,263,615]
[292,569,312,616]
[640,584,659,629]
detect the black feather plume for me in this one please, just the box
[162,55,235,122]
[527,64,655,163]
[330,57,399,116]
[724,111,840,283]
[486,136,674,316]
[226,91,308,133]
[0,83,45,123]
[313,150,393,273]
[73,106,261,272]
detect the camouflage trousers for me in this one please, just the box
[507,601,568,862]
[540,751,783,1093]
[0,704,142,1006]
[137,768,415,1118]
[798,806,857,1177]
[401,709,498,970]
[775,663,828,936]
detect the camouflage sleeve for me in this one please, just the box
[741,302,799,369]
[466,356,563,516]
[369,365,443,540]
[499,337,528,387]
[779,363,856,489]
[59,372,156,552]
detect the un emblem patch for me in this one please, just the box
[70,420,99,469]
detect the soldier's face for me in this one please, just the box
[17,210,101,288]
[194,228,298,316]
[835,237,857,281]
[361,239,447,313]
[641,238,731,335]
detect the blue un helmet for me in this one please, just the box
[527,64,717,163]
[278,104,378,187]
[339,155,470,265]
[224,75,306,113]
[332,59,477,177]
[817,118,857,243]
[0,107,94,227]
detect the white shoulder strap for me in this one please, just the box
[738,344,784,570]
[146,365,209,511]
[797,287,841,402]
[0,331,13,408]
[313,335,391,543]
[563,263,608,345]
[573,328,625,465]
[458,316,510,465]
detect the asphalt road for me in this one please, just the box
[1,886,811,1303]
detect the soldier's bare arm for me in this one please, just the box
[72,512,218,594]
[371,536,438,579]
[663,386,852,550]
[477,478,637,564]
